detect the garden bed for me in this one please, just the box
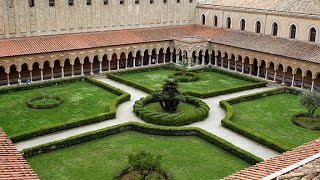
[24,122,259,180]
[0,77,130,142]
[220,88,320,152]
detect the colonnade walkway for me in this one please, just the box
[15,77,280,160]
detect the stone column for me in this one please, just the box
[234,60,237,72]
[249,64,253,76]
[148,55,151,65]
[125,58,127,69]
[99,61,103,74]
[51,68,54,79]
[117,59,119,70]
[81,64,84,75]
[290,74,295,87]
[175,54,179,64]
[7,73,10,86]
[162,54,165,64]
[61,67,64,78]
[301,76,305,89]
[227,59,231,70]
[273,70,277,82]
[30,71,33,82]
[141,56,144,66]
[281,71,286,85]
[242,63,245,74]
[108,60,111,71]
[208,53,212,65]
[201,56,205,66]
[265,68,268,80]
[311,79,315,91]
[90,63,93,75]
[220,58,223,67]
[257,66,260,77]
[215,56,218,67]
[170,52,174,63]
[133,57,136,68]
[71,65,74,77]
[156,54,159,64]
[40,69,44,81]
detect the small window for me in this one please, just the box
[240,19,246,31]
[150,0,153,4]
[87,0,91,5]
[309,27,317,42]
[177,0,180,3]
[214,16,218,27]
[68,0,74,6]
[135,0,139,4]
[226,17,231,29]
[256,21,261,33]
[189,0,193,2]
[29,0,34,7]
[272,22,278,36]
[49,0,55,6]
[201,14,206,25]
[120,0,124,4]
[103,0,108,5]
[290,25,296,39]
[164,0,167,3]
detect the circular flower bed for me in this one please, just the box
[168,72,199,82]
[114,166,173,180]
[26,95,64,109]
[133,95,210,126]
[292,113,320,130]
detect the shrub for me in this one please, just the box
[134,95,210,126]
[292,113,320,130]
[26,95,64,109]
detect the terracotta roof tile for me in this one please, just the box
[0,25,319,64]
[0,129,38,180]
[224,138,320,180]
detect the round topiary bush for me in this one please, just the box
[26,95,64,109]
[292,113,320,130]
[168,71,199,82]
[133,95,210,126]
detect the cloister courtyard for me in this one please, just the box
[1,64,319,179]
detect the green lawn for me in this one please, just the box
[119,69,252,93]
[231,93,320,150]
[0,82,119,138]
[27,131,250,180]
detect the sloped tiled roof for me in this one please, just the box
[224,138,320,180]
[201,0,320,16]
[0,25,319,64]
[0,129,38,180]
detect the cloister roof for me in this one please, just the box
[0,25,319,64]
[0,129,38,179]
[224,138,320,180]
[200,0,320,17]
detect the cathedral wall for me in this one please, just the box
[0,0,196,39]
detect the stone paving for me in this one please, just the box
[15,77,280,160]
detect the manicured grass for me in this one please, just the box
[231,93,320,150]
[144,102,196,114]
[119,69,252,93]
[0,82,119,138]
[27,131,250,180]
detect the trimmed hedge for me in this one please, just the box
[168,71,199,82]
[107,65,267,98]
[22,122,262,166]
[220,87,301,153]
[113,166,173,180]
[292,113,320,130]
[26,95,64,109]
[133,95,210,126]
[7,77,131,143]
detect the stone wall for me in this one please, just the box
[0,0,196,39]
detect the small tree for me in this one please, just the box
[153,78,185,112]
[299,91,320,117]
[128,150,161,180]
[177,59,189,76]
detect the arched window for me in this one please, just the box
[255,21,261,33]
[289,24,296,39]
[309,27,317,42]
[226,17,231,29]
[214,16,218,27]
[272,22,278,36]
[240,19,246,31]
[201,14,206,25]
